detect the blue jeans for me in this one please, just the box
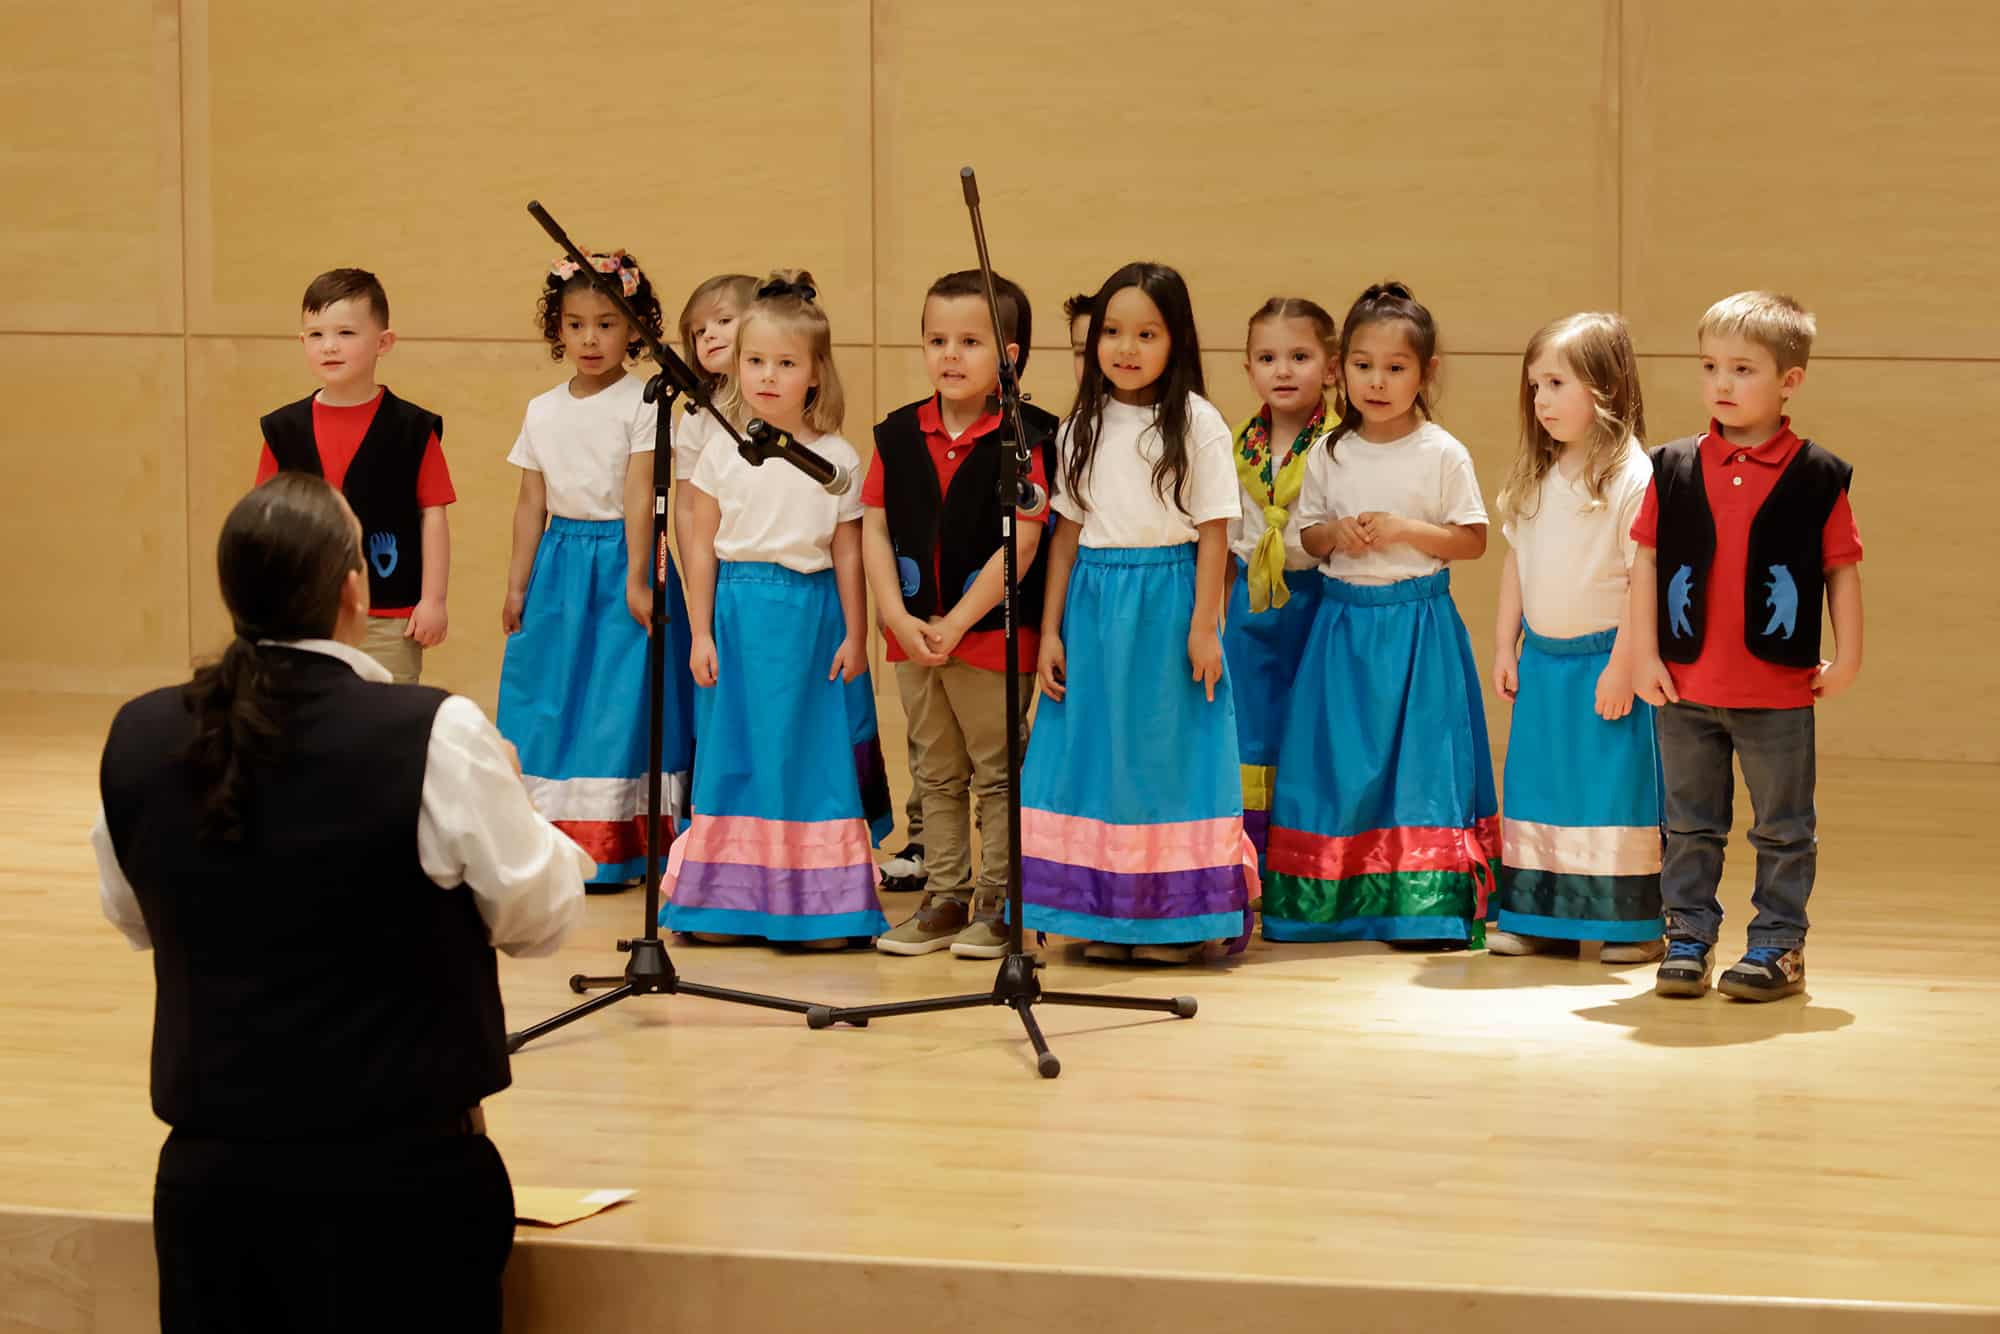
[1655,701,1817,950]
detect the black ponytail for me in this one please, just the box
[184,474,362,843]
[1325,279,1441,459]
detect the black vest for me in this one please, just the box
[99,650,509,1139]
[874,398,1060,635]
[1650,435,1853,668]
[261,389,440,610]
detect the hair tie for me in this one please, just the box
[1365,281,1413,303]
[757,279,816,303]
[550,251,640,299]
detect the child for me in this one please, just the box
[496,250,692,889]
[671,274,759,567]
[1022,262,1257,965]
[1265,281,1498,947]
[661,271,893,947]
[1226,298,1337,878]
[256,268,452,684]
[1631,291,1863,1001]
[1064,292,1094,385]
[864,270,1057,958]
[1488,313,1664,960]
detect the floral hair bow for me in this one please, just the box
[550,251,639,298]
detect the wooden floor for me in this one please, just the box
[3,691,1996,1333]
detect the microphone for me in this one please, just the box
[742,418,854,497]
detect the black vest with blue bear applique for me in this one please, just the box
[1649,435,1853,670]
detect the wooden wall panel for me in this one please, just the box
[180,0,874,342]
[1639,356,1989,763]
[873,0,1619,356]
[1622,1,2000,356]
[0,335,188,693]
[0,2,181,332]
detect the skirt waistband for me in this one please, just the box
[1077,544,1197,569]
[1320,568,1451,605]
[546,516,624,538]
[718,560,835,589]
[1522,623,1619,656]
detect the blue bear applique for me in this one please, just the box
[896,555,921,598]
[368,532,399,579]
[1667,565,1695,639]
[1762,564,1799,639]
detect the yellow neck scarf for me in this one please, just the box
[1232,405,1323,612]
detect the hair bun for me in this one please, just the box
[757,269,819,304]
[1363,280,1414,303]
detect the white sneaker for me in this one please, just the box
[879,847,926,879]
[1484,929,1549,956]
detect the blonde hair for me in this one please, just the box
[677,274,758,393]
[1697,290,1816,372]
[717,268,845,434]
[1497,312,1647,526]
[1246,296,1338,357]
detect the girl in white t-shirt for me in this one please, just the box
[1224,297,1339,883]
[1488,312,1664,961]
[659,270,891,948]
[670,274,758,561]
[1020,262,1258,965]
[1266,282,1499,948]
[497,249,694,888]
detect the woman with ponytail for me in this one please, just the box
[92,473,591,1333]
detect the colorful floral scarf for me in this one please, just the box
[1232,402,1325,612]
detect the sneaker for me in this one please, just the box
[1484,929,1550,956]
[1719,946,1806,1001]
[874,892,969,956]
[1132,941,1205,965]
[1600,938,1667,964]
[949,896,1010,959]
[878,844,928,893]
[1654,939,1713,997]
[1081,941,1133,963]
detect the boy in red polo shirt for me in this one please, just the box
[255,269,454,683]
[1629,292,1863,1001]
[862,271,1056,958]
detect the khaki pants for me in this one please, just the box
[361,614,423,684]
[894,659,1033,900]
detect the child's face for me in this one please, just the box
[1098,285,1171,405]
[1070,312,1092,386]
[736,319,819,433]
[689,296,744,376]
[1699,333,1800,436]
[1342,320,1431,436]
[300,297,392,395]
[1526,347,1597,446]
[921,294,1007,407]
[1246,316,1335,422]
[559,288,635,381]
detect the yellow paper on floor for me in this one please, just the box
[513,1187,635,1227]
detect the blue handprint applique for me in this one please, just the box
[1762,564,1798,640]
[368,532,399,579]
[1667,565,1694,640]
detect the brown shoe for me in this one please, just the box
[875,892,971,956]
[1132,942,1206,965]
[1081,941,1133,963]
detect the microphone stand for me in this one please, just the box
[506,201,862,1052]
[803,168,1196,1078]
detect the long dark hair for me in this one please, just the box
[185,474,363,843]
[1064,261,1207,515]
[1326,280,1440,457]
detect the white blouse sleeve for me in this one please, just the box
[1295,442,1335,529]
[417,696,592,958]
[91,811,151,951]
[1438,438,1489,527]
[506,404,539,472]
[630,383,659,456]
[1185,400,1242,526]
[1049,419,1085,524]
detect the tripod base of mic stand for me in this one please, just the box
[507,934,861,1054]
[803,952,1195,1079]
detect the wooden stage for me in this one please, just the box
[2,692,1995,1333]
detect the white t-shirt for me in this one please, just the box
[1503,440,1650,639]
[506,375,656,521]
[672,404,724,481]
[690,428,864,573]
[1049,393,1240,548]
[1227,422,1320,571]
[1296,420,1488,585]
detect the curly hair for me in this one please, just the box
[535,252,665,363]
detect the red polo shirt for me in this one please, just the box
[1631,419,1862,709]
[860,396,1049,673]
[254,390,456,617]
